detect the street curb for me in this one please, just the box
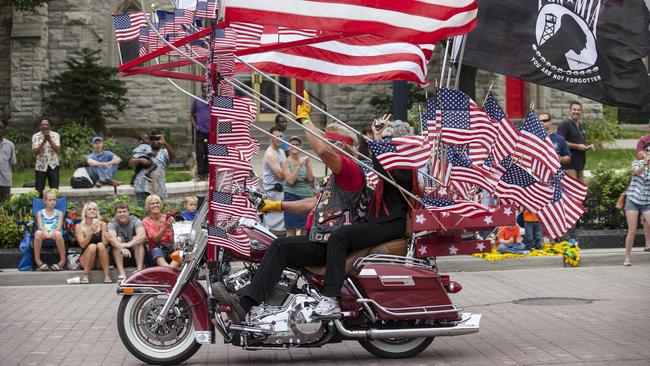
[1,248,648,287]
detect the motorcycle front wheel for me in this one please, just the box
[359,336,434,359]
[117,294,202,365]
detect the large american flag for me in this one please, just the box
[536,179,586,240]
[494,162,553,213]
[483,93,520,165]
[213,120,251,145]
[422,197,490,218]
[222,0,478,44]
[437,88,497,151]
[210,96,257,122]
[210,191,258,220]
[369,136,431,171]
[515,110,561,181]
[112,12,147,42]
[207,225,251,257]
[208,144,252,171]
[446,146,498,193]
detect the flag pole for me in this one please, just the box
[481,82,494,107]
[453,35,467,90]
[439,38,451,87]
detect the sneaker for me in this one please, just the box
[313,296,341,316]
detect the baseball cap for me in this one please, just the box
[92,136,103,143]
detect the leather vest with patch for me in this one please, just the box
[309,174,368,243]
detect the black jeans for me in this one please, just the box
[196,130,209,179]
[243,218,406,304]
[35,166,60,196]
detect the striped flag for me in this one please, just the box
[230,22,264,50]
[208,144,252,171]
[422,197,490,218]
[537,179,586,240]
[210,96,257,122]
[360,159,379,189]
[446,146,498,193]
[196,0,218,18]
[494,162,553,213]
[515,110,561,182]
[369,136,430,171]
[207,225,251,257]
[483,93,520,165]
[213,120,251,144]
[112,12,147,42]
[420,99,439,143]
[437,88,497,151]
[210,191,258,220]
[222,0,478,44]
[553,170,588,203]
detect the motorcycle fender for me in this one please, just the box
[119,267,213,333]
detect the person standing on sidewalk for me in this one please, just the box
[557,102,594,181]
[540,112,571,165]
[190,83,210,181]
[0,118,16,204]
[262,126,286,236]
[635,120,650,159]
[32,117,60,197]
[622,142,650,266]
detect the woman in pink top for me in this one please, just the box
[142,195,178,267]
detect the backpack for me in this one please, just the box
[70,167,94,188]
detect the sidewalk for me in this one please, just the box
[1,248,648,287]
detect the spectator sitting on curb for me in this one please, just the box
[142,194,178,268]
[497,224,529,255]
[87,136,121,187]
[108,201,146,282]
[76,201,112,284]
[0,117,16,204]
[33,188,66,271]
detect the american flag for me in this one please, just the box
[213,120,251,144]
[536,179,586,240]
[210,96,257,122]
[208,144,252,171]
[515,110,561,182]
[446,146,498,192]
[112,12,147,42]
[207,225,251,257]
[431,143,450,186]
[360,159,379,189]
[551,170,588,203]
[230,22,264,51]
[483,93,520,165]
[494,162,553,213]
[196,0,218,18]
[369,136,431,171]
[217,170,260,191]
[156,11,176,37]
[420,99,439,143]
[174,8,195,26]
[421,197,490,218]
[438,88,497,151]
[223,0,478,44]
[210,191,258,220]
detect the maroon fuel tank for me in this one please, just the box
[119,267,213,332]
[350,263,460,321]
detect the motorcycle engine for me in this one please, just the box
[247,293,325,345]
[224,268,299,307]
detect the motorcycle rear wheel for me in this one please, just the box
[359,336,434,359]
[117,295,202,365]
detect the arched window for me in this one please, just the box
[115,1,145,65]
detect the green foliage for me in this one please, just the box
[4,129,29,144]
[95,195,147,220]
[0,215,24,248]
[0,189,39,219]
[57,122,95,169]
[15,145,35,170]
[583,114,622,149]
[580,168,630,229]
[103,138,136,169]
[1,0,48,11]
[42,48,128,132]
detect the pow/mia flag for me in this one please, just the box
[463,0,650,108]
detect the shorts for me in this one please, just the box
[624,199,650,213]
[283,192,308,229]
[149,245,174,263]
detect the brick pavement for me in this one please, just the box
[0,264,649,366]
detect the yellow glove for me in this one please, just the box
[296,90,312,120]
[260,200,282,213]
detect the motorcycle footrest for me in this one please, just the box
[312,311,349,321]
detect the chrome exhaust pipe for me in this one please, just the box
[334,313,481,340]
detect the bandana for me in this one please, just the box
[323,131,354,146]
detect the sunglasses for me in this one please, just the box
[645,148,650,153]
[290,143,301,147]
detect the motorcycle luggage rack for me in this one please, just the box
[353,254,432,271]
[357,298,462,317]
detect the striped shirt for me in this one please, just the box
[626,160,650,205]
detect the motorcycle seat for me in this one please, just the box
[305,238,407,276]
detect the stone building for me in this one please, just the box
[0,1,602,147]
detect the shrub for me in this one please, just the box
[0,190,40,219]
[57,122,95,169]
[103,138,136,169]
[579,168,630,229]
[4,129,30,144]
[0,215,24,248]
[583,115,622,149]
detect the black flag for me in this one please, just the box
[463,0,650,108]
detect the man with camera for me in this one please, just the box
[32,117,61,197]
[129,130,177,203]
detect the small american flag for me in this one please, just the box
[196,0,218,18]
[208,144,252,171]
[174,8,195,26]
[483,93,520,164]
[210,191,258,220]
[207,225,251,257]
[211,96,257,122]
[515,110,561,181]
[230,22,264,51]
[494,161,553,213]
[156,11,176,37]
[537,178,586,240]
[360,159,379,189]
[421,197,490,218]
[213,120,251,144]
[369,136,430,171]
[420,99,439,143]
[438,88,496,151]
[112,12,147,42]
[446,146,498,192]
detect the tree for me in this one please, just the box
[1,0,48,12]
[42,48,128,132]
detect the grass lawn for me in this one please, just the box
[618,129,648,139]
[585,149,636,171]
[12,169,192,188]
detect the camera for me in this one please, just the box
[373,119,385,130]
[149,134,161,142]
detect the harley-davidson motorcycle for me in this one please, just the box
[116,189,481,365]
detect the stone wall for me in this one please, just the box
[320,82,392,129]
[0,6,12,119]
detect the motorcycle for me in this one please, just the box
[116,188,482,365]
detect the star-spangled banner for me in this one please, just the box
[552,169,588,203]
[437,88,497,151]
[212,119,251,145]
[421,197,490,218]
[210,191,258,221]
[494,161,553,213]
[369,136,430,171]
[208,144,253,171]
[483,93,520,165]
[207,225,251,257]
[446,146,498,193]
[515,110,561,182]
[112,12,147,42]
[211,96,257,122]
[196,0,218,18]
[536,177,586,239]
